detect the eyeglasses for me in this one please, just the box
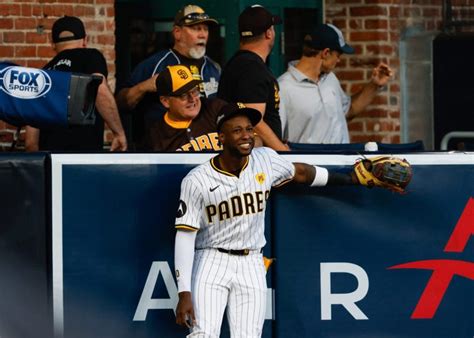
[178,13,210,25]
[172,86,201,101]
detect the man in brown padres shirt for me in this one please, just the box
[147,65,226,151]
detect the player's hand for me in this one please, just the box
[109,132,127,152]
[371,62,393,87]
[176,291,196,328]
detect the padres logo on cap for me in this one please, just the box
[176,69,189,80]
[169,65,194,93]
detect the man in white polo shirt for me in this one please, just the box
[278,23,393,144]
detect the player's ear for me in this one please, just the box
[160,96,170,109]
[218,131,225,146]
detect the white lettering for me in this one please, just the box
[133,261,178,321]
[320,262,369,320]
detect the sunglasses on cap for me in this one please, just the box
[177,13,211,25]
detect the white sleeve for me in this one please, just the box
[174,230,197,293]
[175,175,203,231]
[265,148,295,187]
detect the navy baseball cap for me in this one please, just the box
[216,103,262,131]
[239,5,282,38]
[52,16,86,43]
[304,23,354,54]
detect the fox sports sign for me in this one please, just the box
[0,66,52,99]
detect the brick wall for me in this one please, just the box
[1,1,474,149]
[325,0,447,143]
[326,0,474,143]
[0,0,115,150]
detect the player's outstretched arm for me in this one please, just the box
[292,157,412,193]
[174,229,197,328]
[293,163,356,186]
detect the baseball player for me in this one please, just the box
[173,103,360,337]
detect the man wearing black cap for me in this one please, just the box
[146,65,226,151]
[218,5,289,151]
[116,4,221,150]
[278,23,393,144]
[173,102,362,337]
[25,16,127,152]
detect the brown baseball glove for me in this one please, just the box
[353,156,413,193]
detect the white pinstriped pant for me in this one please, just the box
[187,248,267,338]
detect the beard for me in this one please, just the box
[188,46,206,59]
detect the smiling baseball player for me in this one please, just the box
[173,103,411,337]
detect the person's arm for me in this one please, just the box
[24,126,40,152]
[244,103,289,151]
[94,74,127,151]
[174,229,197,328]
[346,62,393,121]
[292,162,357,186]
[115,74,158,111]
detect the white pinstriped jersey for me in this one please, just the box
[175,147,295,250]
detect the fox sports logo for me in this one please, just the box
[0,66,52,99]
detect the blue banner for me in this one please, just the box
[51,153,474,338]
[0,62,69,128]
[273,165,474,338]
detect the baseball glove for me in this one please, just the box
[353,156,412,193]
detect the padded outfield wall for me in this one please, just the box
[1,152,473,338]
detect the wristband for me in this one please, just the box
[310,166,329,187]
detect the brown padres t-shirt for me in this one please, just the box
[146,98,227,152]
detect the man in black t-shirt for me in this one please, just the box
[218,5,289,151]
[25,16,127,152]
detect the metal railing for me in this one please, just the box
[440,131,474,150]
